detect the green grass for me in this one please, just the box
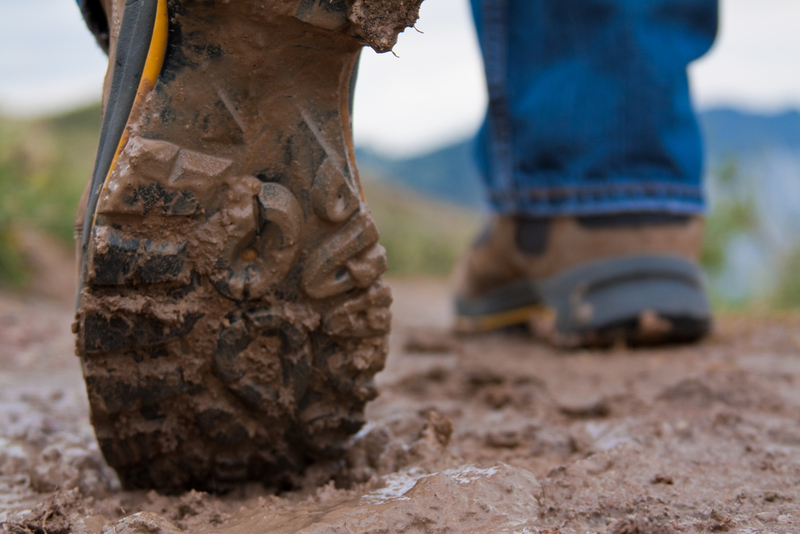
[702,159,752,265]
[363,179,481,277]
[0,105,100,288]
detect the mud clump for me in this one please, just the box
[4,489,106,534]
[292,0,425,53]
[104,513,182,534]
[348,0,425,53]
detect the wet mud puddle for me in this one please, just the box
[3,280,800,533]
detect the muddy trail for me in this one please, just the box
[1,279,799,533]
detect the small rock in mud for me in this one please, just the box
[344,411,454,485]
[610,517,677,534]
[559,397,611,419]
[403,328,462,354]
[650,474,674,485]
[417,410,453,447]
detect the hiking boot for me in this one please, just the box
[454,213,711,347]
[73,0,422,492]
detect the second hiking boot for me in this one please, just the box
[74,0,422,491]
[454,213,711,347]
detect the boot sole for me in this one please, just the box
[455,255,711,347]
[75,0,390,492]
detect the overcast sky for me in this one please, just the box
[1,0,798,157]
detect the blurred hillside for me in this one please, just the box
[3,105,800,307]
[0,105,99,288]
[0,104,479,295]
[357,142,486,210]
[698,110,800,307]
[700,109,800,163]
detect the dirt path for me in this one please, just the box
[1,279,799,533]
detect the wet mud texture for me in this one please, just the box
[3,281,800,533]
[74,0,426,491]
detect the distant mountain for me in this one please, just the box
[699,108,800,165]
[356,141,486,210]
[358,107,800,208]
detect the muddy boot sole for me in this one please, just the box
[455,255,711,348]
[75,0,396,492]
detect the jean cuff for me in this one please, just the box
[486,181,706,217]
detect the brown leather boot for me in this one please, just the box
[454,213,711,347]
[73,0,422,492]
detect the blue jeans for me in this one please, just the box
[469,0,718,216]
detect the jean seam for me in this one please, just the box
[482,0,514,212]
[488,181,704,202]
[486,181,705,216]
